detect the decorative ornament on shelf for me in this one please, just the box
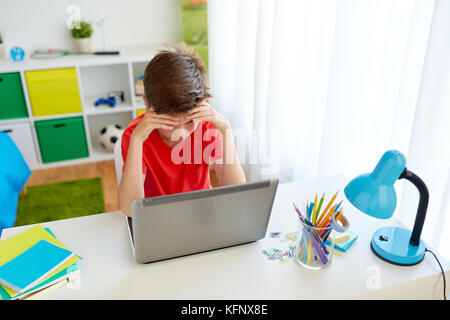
[71,21,93,53]
[93,17,119,55]
[95,17,108,52]
[10,47,25,62]
[99,124,123,153]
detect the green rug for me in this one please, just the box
[15,177,105,226]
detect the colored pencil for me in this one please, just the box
[306,239,312,264]
[314,193,325,225]
[335,208,343,221]
[319,220,332,237]
[307,202,314,221]
[300,222,329,265]
[317,200,342,229]
[323,229,331,242]
[323,205,343,230]
[306,202,310,221]
[293,203,329,260]
[311,194,318,225]
[322,228,332,242]
[299,240,305,261]
[306,226,328,265]
[321,207,344,239]
[315,191,339,226]
[303,238,308,264]
[293,203,329,254]
[322,209,342,242]
[318,203,337,229]
[292,192,350,266]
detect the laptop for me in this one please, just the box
[126,179,279,263]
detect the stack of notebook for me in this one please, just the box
[325,230,358,256]
[0,225,81,300]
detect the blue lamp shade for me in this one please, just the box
[344,150,406,219]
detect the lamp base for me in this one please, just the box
[370,227,425,266]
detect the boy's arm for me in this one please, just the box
[118,138,146,217]
[212,126,246,186]
[186,102,246,186]
[118,109,180,217]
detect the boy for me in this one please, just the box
[118,45,246,217]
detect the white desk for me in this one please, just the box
[2,175,449,299]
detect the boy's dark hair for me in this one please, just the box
[143,43,211,114]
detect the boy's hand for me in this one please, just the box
[131,108,179,143]
[186,101,231,132]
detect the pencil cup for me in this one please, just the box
[294,199,335,270]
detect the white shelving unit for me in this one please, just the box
[0,44,164,169]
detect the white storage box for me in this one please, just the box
[0,122,38,168]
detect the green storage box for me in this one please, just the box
[0,72,28,120]
[35,116,89,163]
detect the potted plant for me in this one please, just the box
[0,32,5,59]
[71,21,93,53]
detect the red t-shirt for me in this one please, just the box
[121,114,223,198]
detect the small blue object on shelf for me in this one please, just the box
[107,90,124,103]
[344,150,428,266]
[95,97,116,107]
[10,47,25,61]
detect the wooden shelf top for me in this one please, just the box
[0,43,170,73]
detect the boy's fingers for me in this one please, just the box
[187,110,213,119]
[190,116,210,123]
[146,113,179,122]
[149,113,178,120]
[142,114,178,125]
[197,101,210,107]
[148,117,179,125]
[188,107,212,115]
[153,122,174,130]
[144,109,177,118]
[188,105,211,114]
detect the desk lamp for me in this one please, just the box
[344,150,428,266]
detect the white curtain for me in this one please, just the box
[208,0,450,259]
[397,0,450,257]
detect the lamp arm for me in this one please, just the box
[399,168,429,246]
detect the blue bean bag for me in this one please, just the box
[0,132,31,236]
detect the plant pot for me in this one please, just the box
[74,38,92,53]
[0,44,5,59]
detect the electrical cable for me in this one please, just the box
[425,248,447,300]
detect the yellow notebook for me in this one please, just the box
[0,225,80,297]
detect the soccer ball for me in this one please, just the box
[99,124,123,152]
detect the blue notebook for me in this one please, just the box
[0,239,74,293]
[326,231,358,252]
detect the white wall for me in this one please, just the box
[0,0,182,54]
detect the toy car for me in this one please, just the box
[94,97,117,107]
[107,91,125,103]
